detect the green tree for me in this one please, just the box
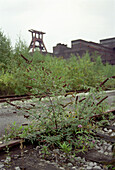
[13,36,28,58]
[0,29,12,65]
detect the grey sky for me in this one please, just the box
[0,0,115,52]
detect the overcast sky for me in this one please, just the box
[0,0,115,52]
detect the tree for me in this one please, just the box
[0,29,12,64]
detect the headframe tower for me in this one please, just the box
[29,29,47,53]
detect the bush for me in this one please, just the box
[0,70,15,95]
[66,53,108,90]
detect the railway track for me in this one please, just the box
[0,94,32,103]
[0,92,52,103]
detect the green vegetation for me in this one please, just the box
[1,29,114,167]
[3,82,114,157]
[0,30,115,95]
[0,29,12,65]
[0,29,115,95]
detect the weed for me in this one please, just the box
[41,145,50,156]
[59,142,72,154]
[4,81,110,157]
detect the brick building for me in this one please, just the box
[53,37,115,65]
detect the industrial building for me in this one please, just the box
[53,37,115,65]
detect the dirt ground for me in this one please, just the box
[0,141,115,170]
[0,144,60,170]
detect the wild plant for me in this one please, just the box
[3,48,114,156]
[16,72,110,155]
[59,142,72,154]
[41,145,50,158]
[4,121,23,139]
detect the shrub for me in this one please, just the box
[0,70,15,95]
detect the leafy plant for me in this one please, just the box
[4,121,23,140]
[41,145,50,158]
[59,142,72,154]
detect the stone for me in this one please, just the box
[86,166,92,170]
[59,167,65,170]
[75,156,82,161]
[104,128,108,132]
[98,149,104,154]
[24,150,28,153]
[82,158,85,162]
[38,162,44,166]
[0,160,4,162]
[108,145,112,151]
[88,162,94,167]
[15,167,21,170]
[108,129,112,133]
[0,163,4,168]
[4,156,11,163]
[103,141,107,145]
[110,132,115,136]
[104,151,108,155]
[93,166,101,169]
[67,163,73,167]
[95,145,100,149]
[108,152,113,156]
[100,130,104,134]
[84,164,88,168]
[93,162,97,166]
[104,145,107,150]
[46,161,50,164]
[36,146,40,150]
[71,167,76,170]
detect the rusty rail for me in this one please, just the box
[0,94,32,103]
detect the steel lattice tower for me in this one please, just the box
[28,29,47,53]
